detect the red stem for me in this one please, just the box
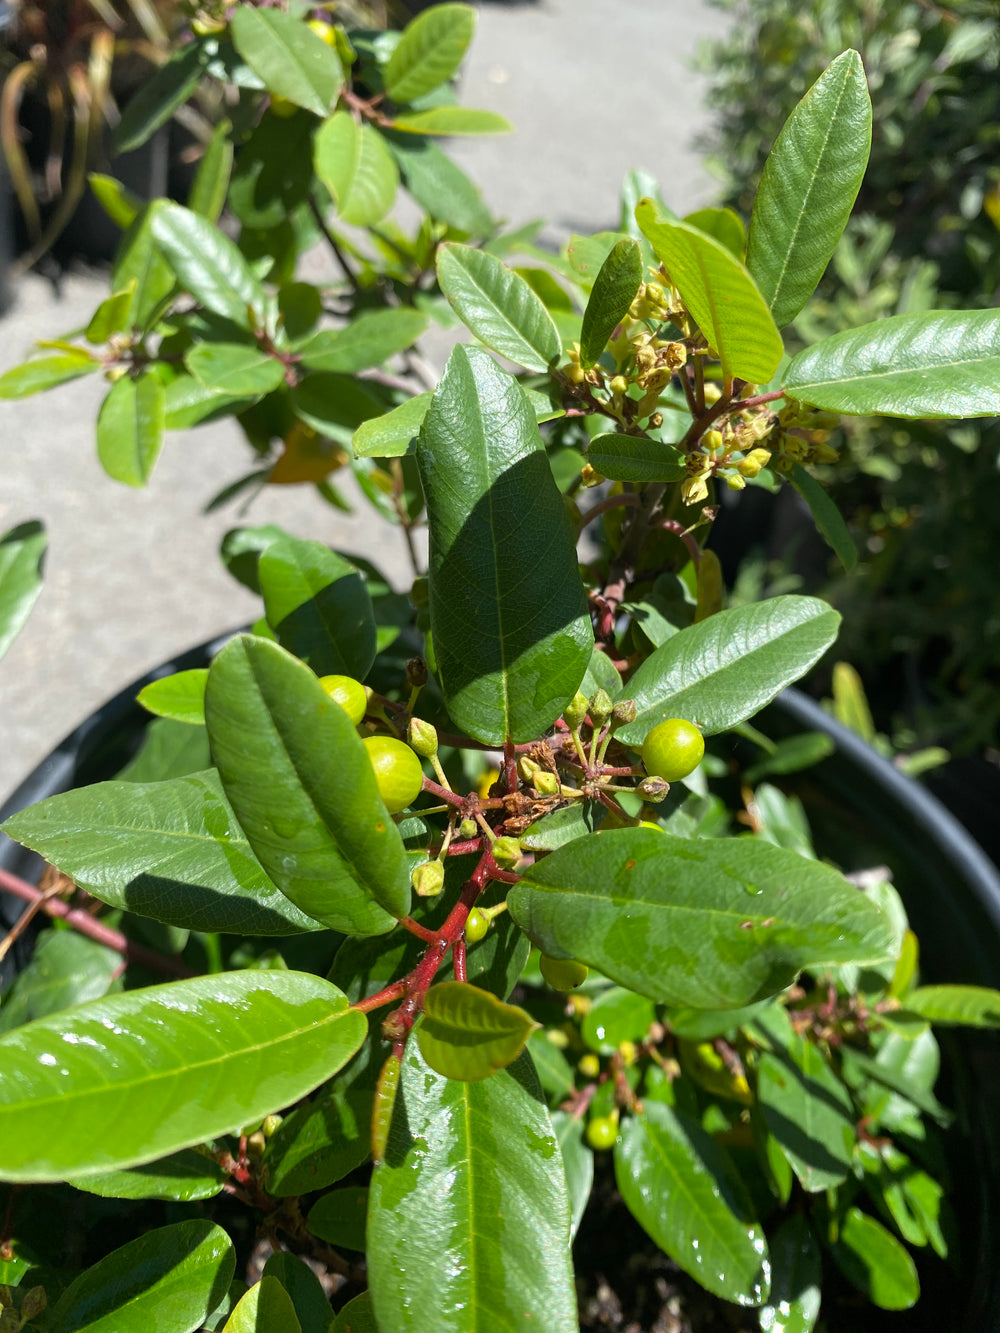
[577,493,641,528]
[453,934,467,983]
[398,915,439,943]
[353,979,408,1014]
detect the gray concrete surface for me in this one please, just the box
[0,0,723,797]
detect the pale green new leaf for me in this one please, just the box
[352,393,431,458]
[231,7,342,117]
[747,50,871,330]
[903,985,1000,1028]
[96,371,166,487]
[383,4,476,103]
[437,243,560,371]
[0,351,99,399]
[137,668,208,725]
[390,107,512,136]
[223,1276,302,1333]
[829,1207,919,1310]
[416,981,538,1082]
[0,520,46,661]
[315,113,399,227]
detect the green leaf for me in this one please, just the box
[580,645,622,700]
[1,769,325,935]
[307,1185,369,1252]
[581,987,656,1054]
[258,537,377,679]
[0,351,99,399]
[385,131,492,234]
[152,202,265,328]
[66,1150,227,1202]
[49,1221,234,1333]
[565,231,632,290]
[189,118,234,223]
[509,828,895,1009]
[586,432,685,483]
[520,800,606,851]
[223,1276,302,1333]
[0,972,365,1181]
[614,596,840,744]
[205,635,409,931]
[635,198,783,384]
[579,238,643,368]
[782,309,1000,417]
[331,1294,376,1333]
[416,981,538,1082]
[615,1101,770,1306]
[788,462,857,571]
[368,1045,577,1332]
[186,344,286,396]
[86,286,136,344]
[759,1216,822,1333]
[390,107,512,136]
[747,50,871,330]
[0,930,118,1034]
[230,7,342,117]
[137,669,208,725]
[551,1110,593,1242]
[352,393,431,458]
[261,1254,334,1333]
[117,718,212,783]
[114,201,176,328]
[902,984,1000,1028]
[290,373,386,440]
[0,520,46,661]
[315,113,399,227]
[436,243,561,372]
[526,1031,576,1102]
[683,206,746,259]
[89,172,141,228]
[828,1207,919,1310]
[295,309,428,374]
[418,345,592,743]
[384,4,476,103]
[115,37,215,153]
[96,372,166,487]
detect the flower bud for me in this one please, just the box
[19,1288,47,1321]
[637,775,671,802]
[533,771,560,797]
[459,817,478,840]
[246,1131,266,1159]
[589,689,613,726]
[703,383,722,405]
[566,361,587,385]
[406,656,428,688]
[563,691,589,730]
[491,836,523,871]
[578,1053,601,1079]
[737,447,771,478]
[517,755,542,783]
[262,1114,282,1137]
[611,699,637,728]
[648,411,664,429]
[407,716,438,758]
[609,375,629,396]
[703,429,724,454]
[725,473,746,490]
[411,859,445,897]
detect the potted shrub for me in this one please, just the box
[1,6,1000,1329]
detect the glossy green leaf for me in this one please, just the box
[581,987,656,1054]
[258,537,376,679]
[152,202,265,328]
[586,432,685,483]
[117,718,211,784]
[368,1045,577,1332]
[580,645,622,699]
[114,201,176,328]
[0,351,99,399]
[307,1185,369,1251]
[163,376,252,429]
[636,198,783,383]
[231,7,342,117]
[579,238,643,367]
[759,1216,822,1333]
[186,344,286,396]
[683,206,746,259]
[783,309,1000,417]
[2,769,321,935]
[550,1110,593,1242]
[384,4,476,102]
[391,107,512,136]
[437,243,561,371]
[418,345,592,743]
[526,1031,575,1102]
[115,37,215,153]
[352,393,431,458]
[66,1150,228,1202]
[788,463,857,571]
[615,1101,770,1306]
[0,930,118,1034]
[903,984,1000,1028]
[96,371,166,487]
[331,1293,376,1333]
[747,51,871,330]
[49,1221,234,1333]
[137,668,208,726]
[290,373,386,440]
[261,1254,334,1333]
[417,981,538,1082]
[614,596,840,743]
[0,971,366,1180]
[205,634,409,930]
[386,131,492,234]
[665,1000,773,1042]
[520,800,606,851]
[315,113,399,227]
[0,520,46,661]
[295,309,428,374]
[756,1028,855,1192]
[223,1277,301,1333]
[86,286,136,344]
[189,119,233,223]
[509,828,895,1008]
[828,1207,919,1310]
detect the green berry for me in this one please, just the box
[464,907,489,944]
[540,954,589,991]
[363,735,424,813]
[585,1114,618,1151]
[641,718,705,783]
[578,1053,600,1079]
[318,674,367,726]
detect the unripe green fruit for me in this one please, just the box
[586,1114,618,1151]
[641,718,705,783]
[407,716,438,758]
[563,691,589,730]
[578,1053,600,1079]
[540,954,589,991]
[363,735,424,813]
[464,907,489,944]
[491,836,523,871]
[318,674,367,726]
[411,859,445,897]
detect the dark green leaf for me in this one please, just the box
[437,243,561,371]
[788,463,857,571]
[163,375,252,429]
[579,239,643,368]
[615,1101,770,1306]
[295,309,428,374]
[759,1216,822,1333]
[586,432,685,483]
[367,1046,577,1332]
[66,1150,228,1202]
[614,596,840,743]
[231,8,342,117]
[551,1110,593,1241]
[509,828,895,1008]
[828,1207,919,1310]
[0,930,118,1034]
[221,524,292,593]
[315,113,398,227]
[0,352,99,399]
[526,1031,576,1103]
[391,107,512,136]
[290,373,387,441]
[352,393,431,458]
[743,732,835,785]
[566,231,631,290]
[783,309,1000,417]
[417,981,538,1081]
[747,51,871,330]
[580,645,622,700]
[186,344,286,396]
[137,669,208,726]
[581,987,656,1054]
[152,202,265,328]
[1,769,325,935]
[261,1254,334,1333]
[96,372,166,487]
[49,1221,234,1333]
[115,37,215,153]
[205,635,409,930]
[0,520,46,661]
[307,1185,369,1251]
[418,345,592,743]
[223,1275,301,1333]
[385,131,492,234]
[116,717,212,783]
[331,1294,376,1333]
[0,972,366,1180]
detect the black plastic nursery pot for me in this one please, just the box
[1,655,1000,1328]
